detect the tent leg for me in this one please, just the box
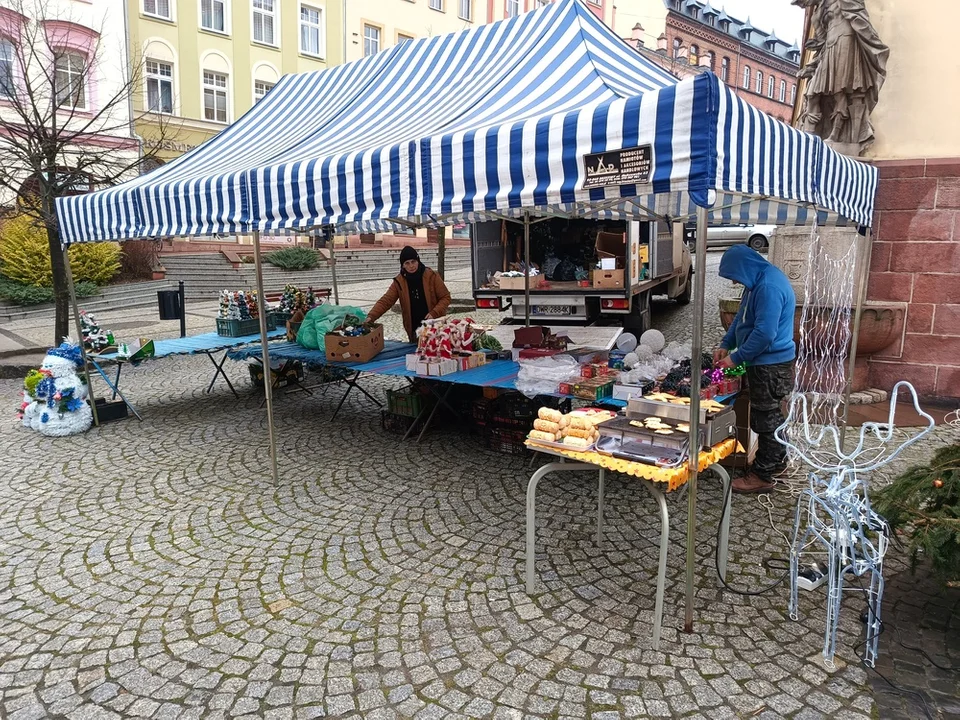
[63,246,100,427]
[684,206,709,634]
[253,231,280,485]
[330,238,340,306]
[840,231,872,447]
[523,211,530,327]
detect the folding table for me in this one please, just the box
[92,329,288,419]
[523,438,737,649]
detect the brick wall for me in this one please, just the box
[866,158,960,399]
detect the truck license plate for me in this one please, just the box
[532,305,571,315]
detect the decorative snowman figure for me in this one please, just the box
[21,340,93,436]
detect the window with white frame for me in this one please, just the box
[397,33,414,44]
[253,0,276,45]
[201,0,226,33]
[791,83,796,104]
[536,0,549,6]
[202,70,228,122]
[689,44,698,65]
[779,79,786,102]
[429,0,443,10]
[506,0,519,17]
[673,37,681,58]
[0,38,14,98]
[720,56,728,82]
[254,80,274,103]
[755,70,762,93]
[767,75,774,98]
[55,52,86,109]
[459,0,471,21]
[741,65,750,89]
[143,0,171,20]
[300,4,323,56]
[363,24,380,56]
[146,59,173,113]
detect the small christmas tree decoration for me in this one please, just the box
[874,443,960,586]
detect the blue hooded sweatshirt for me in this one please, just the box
[718,245,796,367]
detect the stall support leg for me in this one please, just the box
[684,205,710,634]
[63,246,100,428]
[597,468,606,546]
[714,464,731,581]
[523,211,531,327]
[252,231,279,486]
[112,364,122,401]
[639,479,670,650]
[205,350,239,398]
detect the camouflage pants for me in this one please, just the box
[745,362,795,480]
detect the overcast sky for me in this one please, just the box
[708,0,806,46]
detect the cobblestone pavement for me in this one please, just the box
[4,251,959,719]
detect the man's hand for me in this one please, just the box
[712,347,729,365]
[716,355,735,370]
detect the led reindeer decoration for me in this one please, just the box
[775,381,934,667]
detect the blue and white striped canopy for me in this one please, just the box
[56,0,877,244]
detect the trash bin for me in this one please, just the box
[157,290,181,320]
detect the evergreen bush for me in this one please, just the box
[265,247,320,270]
[873,443,960,585]
[0,214,121,286]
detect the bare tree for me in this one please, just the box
[0,0,173,342]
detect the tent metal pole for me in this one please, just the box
[253,231,279,485]
[330,239,340,305]
[684,205,709,633]
[840,230,873,447]
[62,246,100,427]
[523,211,531,327]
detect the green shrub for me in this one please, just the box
[0,276,97,305]
[68,242,122,284]
[0,214,120,286]
[0,214,52,286]
[265,247,320,270]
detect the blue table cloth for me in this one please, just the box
[97,328,288,361]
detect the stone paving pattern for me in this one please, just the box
[2,254,959,719]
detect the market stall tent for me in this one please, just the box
[55,0,878,635]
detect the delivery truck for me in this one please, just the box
[472,218,692,333]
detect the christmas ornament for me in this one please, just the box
[933,478,944,488]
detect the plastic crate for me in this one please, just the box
[216,314,277,337]
[484,427,528,455]
[381,410,416,435]
[387,387,432,418]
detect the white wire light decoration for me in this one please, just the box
[775,382,935,667]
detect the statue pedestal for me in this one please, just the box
[768,226,867,304]
[824,140,863,158]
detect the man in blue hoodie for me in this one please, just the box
[714,245,796,494]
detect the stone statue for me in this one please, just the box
[793,0,889,156]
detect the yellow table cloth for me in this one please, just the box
[525,437,738,492]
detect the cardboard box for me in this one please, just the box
[596,231,626,267]
[324,323,384,363]
[513,326,546,348]
[499,275,536,290]
[592,269,625,289]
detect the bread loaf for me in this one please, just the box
[533,419,560,434]
[538,408,563,423]
[528,430,556,442]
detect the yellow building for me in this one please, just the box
[346,0,488,62]
[129,0,346,164]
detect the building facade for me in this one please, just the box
[485,0,613,24]
[347,0,490,62]
[0,0,138,208]
[128,0,345,164]
[838,0,960,401]
[660,0,799,121]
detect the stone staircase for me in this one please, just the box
[0,248,472,322]
[161,247,472,299]
[0,279,178,323]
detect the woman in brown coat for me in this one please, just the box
[366,246,451,342]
